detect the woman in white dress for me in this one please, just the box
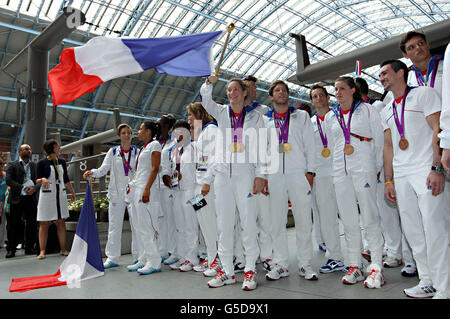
[36,139,76,260]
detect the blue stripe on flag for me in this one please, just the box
[122,31,222,77]
[75,182,104,273]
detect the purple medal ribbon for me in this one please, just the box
[336,102,356,145]
[120,147,132,176]
[274,111,290,144]
[413,56,440,88]
[315,114,327,148]
[392,87,411,139]
[229,106,246,143]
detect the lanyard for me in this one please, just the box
[119,147,132,176]
[392,87,411,140]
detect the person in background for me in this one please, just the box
[5,144,39,258]
[0,161,8,250]
[35,139,76,260]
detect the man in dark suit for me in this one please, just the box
[5,144,39,258]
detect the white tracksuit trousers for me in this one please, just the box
[312,175,343,261]
[334,173,384,268]
[105,197,138,263]
[130,186,161,268]
[195,183,218,266]
[395,170,450,295]
[257,193,273,261]
[173,187,199,265]
[375,177,415,265]
[268,172,313,269]
[158,187,177,257]
[214,172,259,276]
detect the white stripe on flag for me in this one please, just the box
[74,37,143,82]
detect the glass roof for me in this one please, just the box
[2,0,450,98]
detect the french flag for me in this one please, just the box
[9,182,104,293]
[48,31,223,106]
[355,60,362,76]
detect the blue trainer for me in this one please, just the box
[138,266,162,275]
[320,259,345,273]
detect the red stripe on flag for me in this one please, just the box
[48,48,103,106]
[9,270,67,293]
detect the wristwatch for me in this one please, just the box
[431,165,444,174]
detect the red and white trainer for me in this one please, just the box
[242,270,257,291]
[207,269,236,288]
[342,266,364,285]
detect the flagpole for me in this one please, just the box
[215,23,235,76]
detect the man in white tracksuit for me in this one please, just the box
[264,80,317,281]
[356,78,416,276]
[380,59,450,299]
[309,84,345,274]
[83,124,139,268]
[200,75,266,291]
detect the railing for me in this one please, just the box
[66,152,108,198]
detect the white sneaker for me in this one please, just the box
[193,259,208,272]
[298,265,318,280]
[364,264,385,289]
[266,264,289,281]
[179,260,194,272]
[163,254,179,265]
[169,260,183,270]
[404,282,436,298]
[103,259,119,269]
[203,258,221,277]
[242,270,257,291]
[207,269,236,288]
[383,256,402,268]
[127,262,144,272]
[137,263,162,275]
[342,266,364,285]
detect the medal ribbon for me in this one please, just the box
[274,110,290,144]
[392,86,411,140]
[135,143,148,170]
[336,102,359,145]
[229,106,246,143]
[120,146,132,176]
[412,56,442,88]
[315,114,327,148]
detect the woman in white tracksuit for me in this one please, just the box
[83,124,139,268]
[263,80,317,281]
[323,76,385,288]
[200,75,266,291]
[187,102,220,277]
[126,121,162,275]
[165,120,200,271]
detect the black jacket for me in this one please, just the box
[5,160,38,205]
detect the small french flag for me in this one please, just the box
[9,182,104,293]
[355,60,362,76]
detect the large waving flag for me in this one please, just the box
[48,31,223,106]
[9,182,104,292]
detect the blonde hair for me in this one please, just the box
[187,102,214,125]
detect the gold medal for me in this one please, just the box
[321,147,331,158]
[343,144,354,155]
[230,142,245,153]
[283,143,292,153]
[399,138,409,150]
